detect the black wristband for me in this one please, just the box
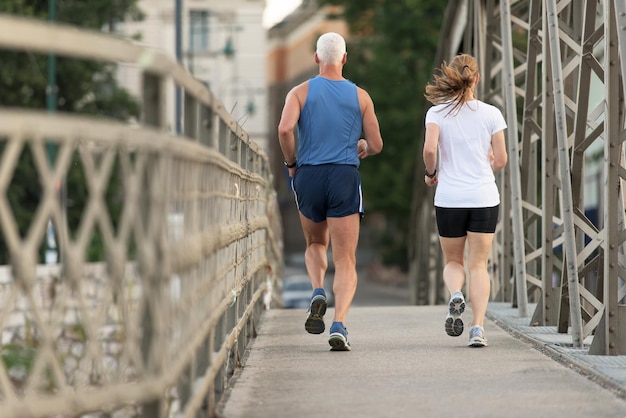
[284,160,297,168]
[424,168,437,178]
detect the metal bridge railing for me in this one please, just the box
[413,0,626,356]
[0,15,282,417]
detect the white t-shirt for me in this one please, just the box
[425,100,507,208]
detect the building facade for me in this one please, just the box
[117,0,269,151]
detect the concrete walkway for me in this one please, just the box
[218,303,626,418]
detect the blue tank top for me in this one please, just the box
[297,76,362,166]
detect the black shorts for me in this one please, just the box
[435,205,500,238]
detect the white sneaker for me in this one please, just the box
[445,291,465,337]
[468,325,488,347]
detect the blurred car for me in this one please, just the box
[281,274,334,309]
[285,251,334,272]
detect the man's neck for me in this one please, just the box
[318,64,344,80]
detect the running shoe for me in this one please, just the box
[328,322,351,351]
[468,325,488,347]
[304,289,327,334]
[445,291,465,337]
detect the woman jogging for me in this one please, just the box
[422,53,508,347]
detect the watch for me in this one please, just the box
[424,168,437,178]
[284,160,297,168]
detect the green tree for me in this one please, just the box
[321,0,445,270]
[0,0,143,263]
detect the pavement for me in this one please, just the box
[217,302,626,418]
[487,302,626,398]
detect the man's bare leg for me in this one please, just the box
[327,213,360,324]
[326,213,360,350]
[299,214,330,334]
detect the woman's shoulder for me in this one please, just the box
[426,102,451,114]
[476,100,503,113]
[425,103,447,122]
[474,100,507,129]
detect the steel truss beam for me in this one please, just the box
[417,0,626,354]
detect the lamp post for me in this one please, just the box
[175,0,183,134]
[45,0,58,265]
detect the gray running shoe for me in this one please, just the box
[304,293,327,334]
[468,325,488,347]
[445,291,465,337]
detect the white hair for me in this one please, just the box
[316,32,346,64]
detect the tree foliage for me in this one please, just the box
[320,0,445,269]
[0,0,143,263]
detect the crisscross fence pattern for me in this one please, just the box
[0,15,282,418]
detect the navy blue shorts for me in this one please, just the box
[435,205,500,237]
[291,164,363,222]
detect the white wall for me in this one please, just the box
[116,0,269,152]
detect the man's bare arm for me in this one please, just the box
[278,84,306,164]
[358,88,383,156]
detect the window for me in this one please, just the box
[189,10,209,52]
